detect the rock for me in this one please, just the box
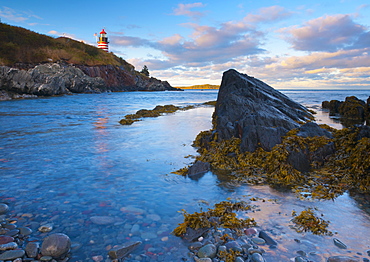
[252,237,266,245]
[90,216,116,225]
[258,231,277,246]
[0,242,18,250]
[235,256,245,262]
[39,223,53,233]
[189,241,203,251]
[0,62,179,100]
[287,122,335,172]
[251,253,265,262]
[0,250,25,260]
[25,242,39,258]
[197,244,217,258]
[146,214,161,221]
[6,229,20,236]
[108,241,141,259]
[41,233,71,258]
[182,226,210,242]
[225,241,242,252]
[327,256,359,262]
[322,96,369,127]
[322,100,342,115]
[295,256,309,262]
[194,257,212,262]
[214,69,312,152]
[40,256,53,261]
[19,227,33,236]
[0,235,14,244]
[244,228,258,236]
[0,203,9,214]
[188,160,211,179]
[333,238,347,249]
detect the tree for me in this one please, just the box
[140,65,149,77]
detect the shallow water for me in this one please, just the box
[0,90,370,261]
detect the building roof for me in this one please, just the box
[99,29,107,35]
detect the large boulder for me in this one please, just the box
[214,69,312,152]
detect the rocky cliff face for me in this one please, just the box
[0,62,178,100]
[214,69,313,152]
[76,64,176,92]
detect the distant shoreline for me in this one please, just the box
[175,84,219,90]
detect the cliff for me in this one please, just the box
[0,23,179,100]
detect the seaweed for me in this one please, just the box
[291,208,332,235]
[173,200,257,237]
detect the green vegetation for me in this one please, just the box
[177,84,219,89]
[0,23,133,70]
[140,65,150,77]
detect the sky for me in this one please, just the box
[1,0,370,89]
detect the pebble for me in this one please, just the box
[90,216,116,225]
[197,244,217,258]
[327,256,359,262]
[19,226,33,236]
[108,241,142,259]
[295,256,308,262]
[189,242,203,251]
[40,255,53,261]
[161,236,168,241]
[258,231,277,246]
[334,238,348,249]
[25,242,39,258]
[0,241,18,250]
[225,241,243,252]
[245,228,258,236]
[194,257,212,262]
[235,256,245,262]
[0,203,9,214]
[41,233,71,257]
[251,252,265,262]
[6,229,20,236]
[146,214,161,221]
[92,255,104,262]
[0,235,14,244]
[0,250,25,260]
[252,237,266,245]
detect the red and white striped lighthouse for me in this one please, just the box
[97,29,109,52]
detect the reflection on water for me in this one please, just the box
[0,90,369,261]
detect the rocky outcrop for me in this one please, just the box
[76,64,177,92]
[322,96,370,127]
[0,62,179,100]
[214,69,313,152]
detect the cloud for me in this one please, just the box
[110,35,152,47]
[172,2,206,20]
[280,14,368,52]
[244,5,293,24]
[0,6,28,22]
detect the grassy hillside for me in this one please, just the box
[0,23,133,70]
[178,84,219,89]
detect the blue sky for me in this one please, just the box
[1,0,370,89]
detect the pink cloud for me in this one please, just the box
[172,3,206,20]
[244,5,292,24]
[281,14,367,51]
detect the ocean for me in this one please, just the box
[0,89,369,261]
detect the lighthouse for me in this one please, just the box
[97,29,109,52]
